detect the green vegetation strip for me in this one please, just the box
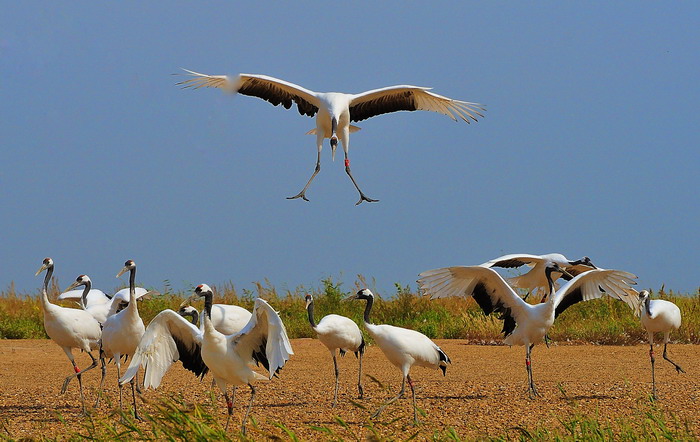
[0,395,695,441]
[1,278,698,344]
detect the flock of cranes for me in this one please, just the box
[33,252,686,431]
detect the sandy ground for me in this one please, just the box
[1,339,698,440]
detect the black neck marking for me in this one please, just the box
[306,298,317,328]
[43,266,54,295]
[81,280,92,310]
[362,295,374,325]
[203,292,213,319]
[644,296,652,316]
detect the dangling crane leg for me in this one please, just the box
[344,153,378,206]
[288,140,322,202]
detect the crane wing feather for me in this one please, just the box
[228,298,293,379]
[58,289,110,306]
[178,70,320,117]
[119,310,206,389]
[553,269,638,318]
[418,266,528,336]
[481,253,546,269]
[350,86,484,123]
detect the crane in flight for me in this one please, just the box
[179,70,484,205]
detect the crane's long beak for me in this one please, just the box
[116,266,129,278]
[35,264,48,277]
[560,269,574,279]
[179,294,195,309]
[63,280,82,292]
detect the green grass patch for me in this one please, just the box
[2,277,699,344]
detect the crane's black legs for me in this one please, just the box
[371,374,406,419]
[288,149,321,202]
[131,372,142,421]
[241,383,256,436]
[94,353,107,408]
[62,351,99,414]
[334,354,343,407]
[526,344,539,399]
[344,154,378,205]
[357,352,364,399]
[662,343,685,374]
[649,344,657,400]
[407,374,419,424]
[223,389,234,431]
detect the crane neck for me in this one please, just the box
[201,293,215,335]
[362,296,374,325]
[306,300,317,329]
[644,296,652,317]
[128,266,136,302]
[80,280,92,310]
[190,310,200,327]
[543,270,557,304]
[41,266,54,309]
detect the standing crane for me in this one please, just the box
[35,258,102,414]
[418,264,637,398]
[178,70,484,205]
[120,284,293,434]
[632,289,685,399]
[304,293,365,407]
[96,260,147,419]
[351,289,450,423]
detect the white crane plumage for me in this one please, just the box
[305,294,365,407]
[482,253,597,301]
[35,258,102,414]
[178,297,253,397]
[177,297,252,336]
[418,264,637,398]
[351,289,450,423]
[120,284,293,434]
[96,260,146,419]
[632,289,685,400]
[178,70,484,205]
[59,285,149,325]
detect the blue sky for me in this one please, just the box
[2,3,698,297]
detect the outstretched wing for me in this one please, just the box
[178,70,320,117]
[228,298,293,379]
[58,289,110,306]
[553,269,638,318]
[349,85,484,123]
[111,287,150,302]
[481,253,546,269]
[418,266,530,337]
[119,309,207,388]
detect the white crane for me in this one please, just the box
[35,258,102,414]
[418,264,637,398]
[95,260,147,419]
[58,285,149,324]
[350,289,450,423]
[120,284,293,434]
[177,297,252,336]
[178,70,484,205]
[482,253,597,301]
[177,297,253,396]
[304,293,365,407]
[631,289,685,400]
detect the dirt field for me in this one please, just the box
[1,339,698,440]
